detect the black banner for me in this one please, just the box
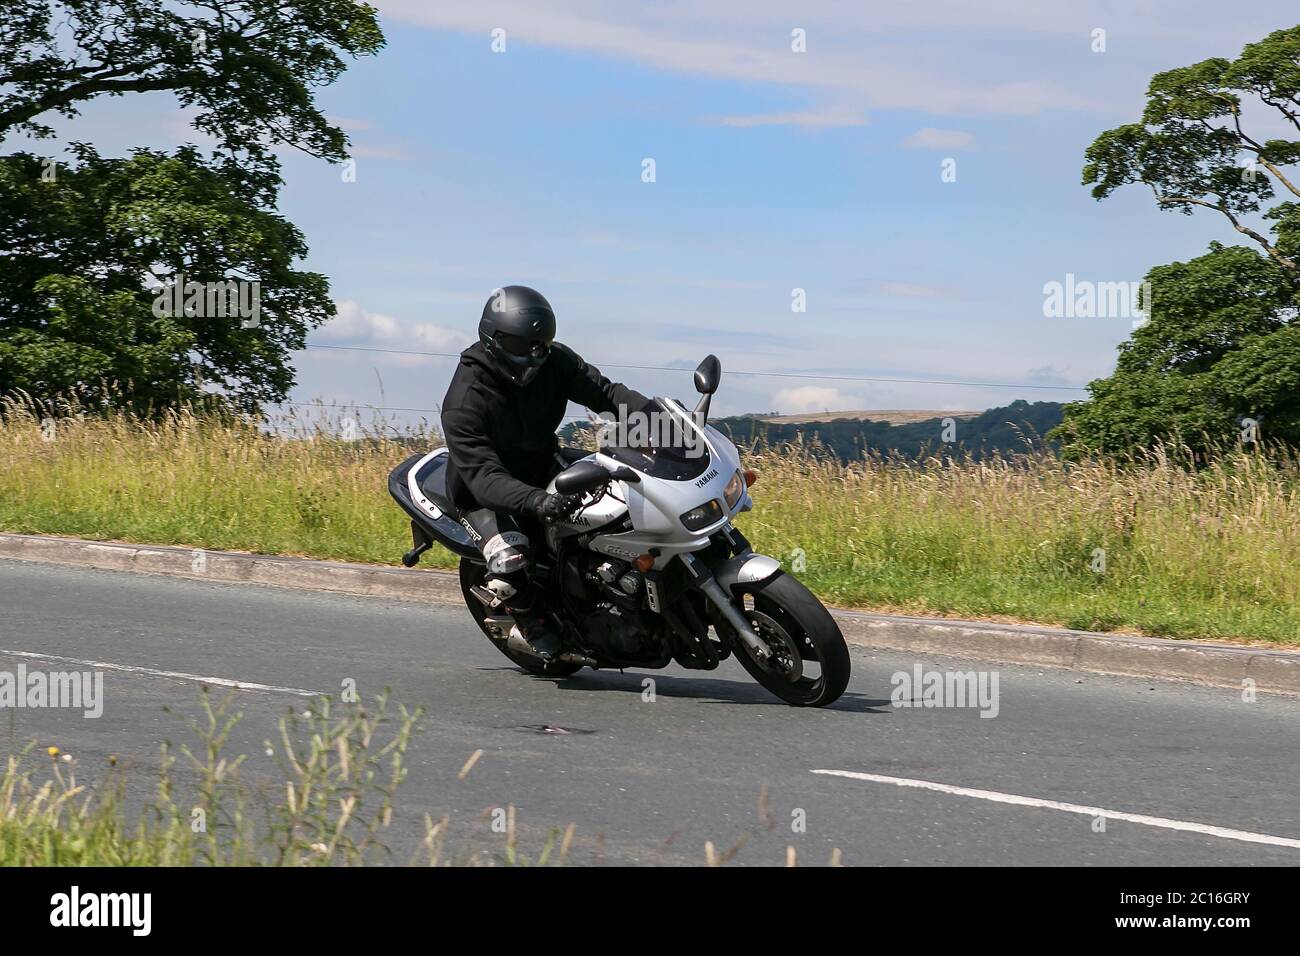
[0,866,1287,941]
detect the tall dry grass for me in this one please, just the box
[744,438,1300,641]
[0,395,428,565]
[3,396,1299,642]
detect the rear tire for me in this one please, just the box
[458,558,582,678]
[729,573,850,707]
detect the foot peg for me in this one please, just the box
[402,522,432,567]
[401,541,430,567]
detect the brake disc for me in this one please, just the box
[747,609,802,682]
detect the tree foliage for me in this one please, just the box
[0,2,385,411]
[1059,26,1300,458]
[0,145,333,411]
[1054,244,1300,457]
[1,0,384,198]
[1081,26,1300,272]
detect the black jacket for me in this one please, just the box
[441,342,649,516]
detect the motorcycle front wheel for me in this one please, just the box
[728,573,851,707]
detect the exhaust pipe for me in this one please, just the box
[487,616,595,667]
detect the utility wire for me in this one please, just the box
[301,343,1090,392]
[272,400,588,421]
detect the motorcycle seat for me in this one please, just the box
[413,451,456,516]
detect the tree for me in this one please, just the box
[1055,26,1300,458]
[0,145,332,412]
[1080,26,1300,272]
[1,1,384,198]
[1053,244,1300,457]
[0,1,385,411]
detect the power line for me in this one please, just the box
[271,400,588,421]
[275,400,438,415]
[301,343,1089,392]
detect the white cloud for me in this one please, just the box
[1024,364,1077,387]
[717,111,867,128]
[771,385,865,414]
[316,301,470,365]
[902,127,974,149]
[876,281,968,300]
[375,0,1104,116]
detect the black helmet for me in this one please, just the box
[478,285,556,386]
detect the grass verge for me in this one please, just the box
[3,398,1299,644]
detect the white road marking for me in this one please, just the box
[0,648,320,698]
[812,769,1300,850]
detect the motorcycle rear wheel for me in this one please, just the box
[458,558,583,677]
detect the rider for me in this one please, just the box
[442,286,650,662]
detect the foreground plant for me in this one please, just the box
[1,689,423,866]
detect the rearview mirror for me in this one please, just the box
[554,459,609,496]
[694,354,721,395]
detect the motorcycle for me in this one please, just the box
[387,355,851,707]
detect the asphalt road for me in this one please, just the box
[3,557,1299,866]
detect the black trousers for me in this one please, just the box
[456,446,589,584]
[458,508,533,580]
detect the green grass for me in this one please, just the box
[4,398,1300,644]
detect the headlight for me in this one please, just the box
[680,499,724,531]
[723,469,744,508]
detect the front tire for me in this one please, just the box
[458,558,582,678]
[729,573,850,707]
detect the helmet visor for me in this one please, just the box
[494,332,552,360]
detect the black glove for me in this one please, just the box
[532,491,582,520]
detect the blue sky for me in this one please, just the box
[11,1,1300,423]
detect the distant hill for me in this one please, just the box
[560,401,1066,463]
[714,400,1064,461]
[761,409,982,426]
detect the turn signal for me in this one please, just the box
[743,469,757,487]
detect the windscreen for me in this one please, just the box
[600,398,713,481]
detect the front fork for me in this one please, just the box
[679,534,773,661]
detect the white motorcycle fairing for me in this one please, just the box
[545,398,757,572]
